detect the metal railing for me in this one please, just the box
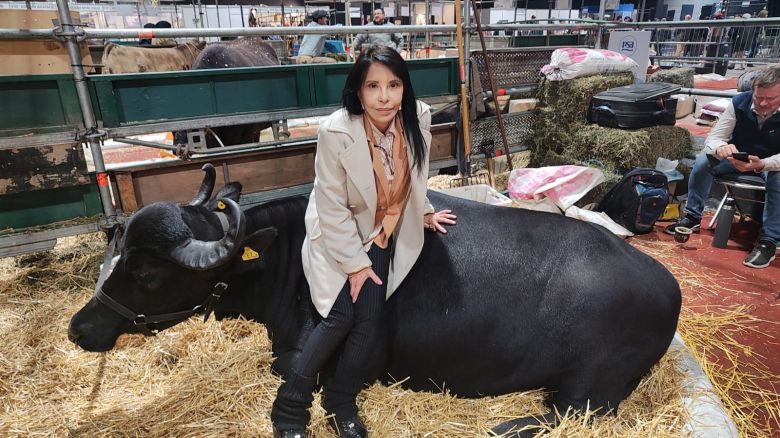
[608,18,780,71]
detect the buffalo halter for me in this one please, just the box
[92,228,229,336]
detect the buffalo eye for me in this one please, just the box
[125,256,166,291]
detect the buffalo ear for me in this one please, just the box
[207,182,242,210]
[241,227,277,253]
[227,227,278,274]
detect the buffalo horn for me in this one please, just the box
[169,198,246,270]
[189,163,216,206]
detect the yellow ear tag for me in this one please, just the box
[217,201,226,210]
[241,246,260,261]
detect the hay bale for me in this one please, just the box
[532,72,693,173]
[532,72,635,167]
[566,125,693,170]
[648,67,695,88]
[537,72,635,126]
[535,121,689,206]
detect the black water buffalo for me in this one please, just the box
[174,38,280,149]
[68,165,681,437]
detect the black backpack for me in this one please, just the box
[597,168,669,234]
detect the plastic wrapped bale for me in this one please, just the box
[648,67,695,88]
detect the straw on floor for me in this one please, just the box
[0,233,775,437]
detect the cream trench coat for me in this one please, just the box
[301,101,435,318]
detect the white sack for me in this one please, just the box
[565,205,634,238]
[540,48,638,81]
[508,165,605,211]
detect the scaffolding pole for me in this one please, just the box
[54,0,117,226]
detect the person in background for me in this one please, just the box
[139,22,155,45]
[708,11,729,74]
[152,20,175,46]
[270,46,456,438]
[248,8,258,28]
[729,13,754,69]
[297,10,330,59]
[353,8,403,53]
[528,15,543,36]
[665,65,780,269]
[748,9,769,62]
[674,14,693,58]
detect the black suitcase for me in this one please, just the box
[588,82,681,129]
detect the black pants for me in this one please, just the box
[271,240,392,430]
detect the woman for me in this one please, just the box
[271,46,456,438]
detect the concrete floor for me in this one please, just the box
[647,70,779,434]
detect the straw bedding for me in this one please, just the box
[0,233,775,437]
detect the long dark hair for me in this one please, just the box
[342,46,427,172]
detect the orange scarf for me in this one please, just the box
[363,115,411,248]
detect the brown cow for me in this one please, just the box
[101,40,206,74]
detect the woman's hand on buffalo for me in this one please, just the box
[424,209,457,234]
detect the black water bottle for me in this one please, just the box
[712,198,736,249]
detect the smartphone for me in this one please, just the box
[732,152,750,162]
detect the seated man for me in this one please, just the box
[666,65,780,268]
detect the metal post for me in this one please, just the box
[215,0,221,28]
[198,0,205,28]
[240,4,244,27]
[463,0,470,92]
[136,1,143,25]
[524,0,528,25]
[598,0,606,20]
[425,0,431,49]
[469,0,511,173]
[409,0,413,56]
[546,0,552,46]
[191,0,199,28]
[54,0,116,223]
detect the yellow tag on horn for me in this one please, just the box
[241,246,260,261]
[217,201,226,210]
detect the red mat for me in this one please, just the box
[675,119,712,138]
[694,77,738,91]
[635,219,780,433]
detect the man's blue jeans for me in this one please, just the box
[684,153,780,246]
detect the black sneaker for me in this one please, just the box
[743,240,776,269]
[328,415,367,438]
[273,427,306,438]
[664,215,701,235]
